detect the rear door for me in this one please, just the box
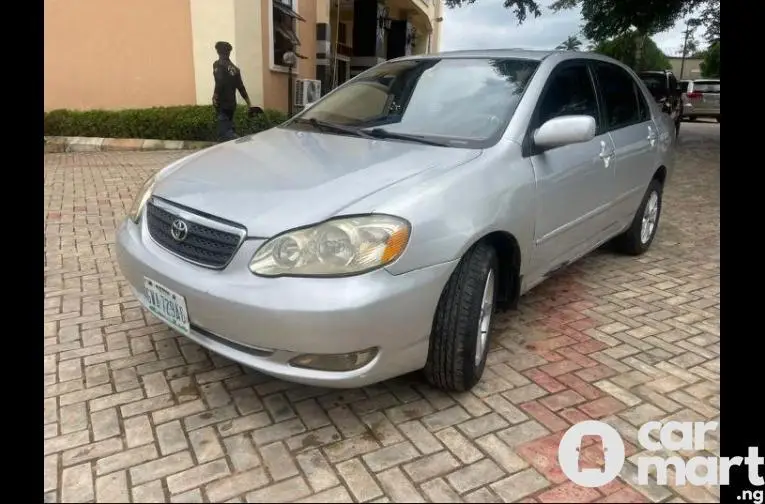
[592,61,658,226]
[688,80,720,115]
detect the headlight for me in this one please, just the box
[127,175,157,223]
[250,215,410,277]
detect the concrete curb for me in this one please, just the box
[44,136,216,153]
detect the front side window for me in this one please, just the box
[285,57,540,147]
[595,63,642,130]
[536,63,599,130]
[272,0,300,70]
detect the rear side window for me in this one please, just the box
[693,81,720,93]
[594,63,643,130]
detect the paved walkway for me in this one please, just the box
[44,122,720,503]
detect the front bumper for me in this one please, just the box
[115,218,456,388]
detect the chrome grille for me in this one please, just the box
[145,198,246,269]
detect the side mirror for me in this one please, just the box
[533,115,597,150]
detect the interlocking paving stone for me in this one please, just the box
[44,123,720,502]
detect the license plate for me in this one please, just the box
[143,277,190,335]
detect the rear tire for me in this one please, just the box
[611,179,663,256]
[424,242,498,392]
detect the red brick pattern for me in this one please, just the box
[44,123,720,502]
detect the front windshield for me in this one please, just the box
[287,57,540,146]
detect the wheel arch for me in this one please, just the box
[471,231,522,310]
[653,165,667,185]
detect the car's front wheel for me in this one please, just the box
[611,178,663,255]
[424,241,498,391]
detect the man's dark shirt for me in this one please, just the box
[213,59,249,110]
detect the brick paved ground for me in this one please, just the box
[44,122,720,503]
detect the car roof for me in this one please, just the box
[393,49,629,66]
[427,49,556,61]
[384,49,639,76]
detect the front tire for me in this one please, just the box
[424,242,498,391]
[611,179,663,256]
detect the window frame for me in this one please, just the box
[590,61,650,133]
[522,59,604,157]
[269,0,300,75]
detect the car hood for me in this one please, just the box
[153,127,482,236]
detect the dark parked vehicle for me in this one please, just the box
[639,70,682,135]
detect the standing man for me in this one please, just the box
[212,41,252,141]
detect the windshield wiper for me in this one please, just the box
[361,128,450,147]
[294,118,375,139]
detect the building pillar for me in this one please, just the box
[351,0,386,77]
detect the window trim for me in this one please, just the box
[269,0,299,75]
[590,61,651,133]
[522,59,604,158]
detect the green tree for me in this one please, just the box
[556,35,583,51]
[697,0,719,43]
[444,0,716,68]
[593,32,672,72]
[699,41,720,78]
[676,34,698,58]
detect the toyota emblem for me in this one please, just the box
[170,219,189,242]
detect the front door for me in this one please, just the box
[528,61,616,274]
[592,62,659,225]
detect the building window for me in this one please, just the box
[271,0,302,70]
[338,22,347,45]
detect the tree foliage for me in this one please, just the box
[443,0,543,24]
[445,0,717,43]
[592,32,671,71]
[699,41,720,78]
[697,0,719,43]
[556,35,583,50]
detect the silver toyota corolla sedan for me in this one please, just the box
[116,50,675,391]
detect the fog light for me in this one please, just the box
[289,348,378,372]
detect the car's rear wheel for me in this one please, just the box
[424,241,498,391]
[611,179,663,256]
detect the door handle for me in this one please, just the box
[599,140,614,167]
[647,126,657,146]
